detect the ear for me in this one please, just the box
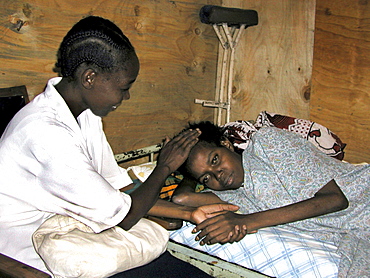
[82,69,96,89]
[220,138,234,151]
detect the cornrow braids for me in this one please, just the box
[56,16,135,78]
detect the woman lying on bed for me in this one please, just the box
[171,121,370,277]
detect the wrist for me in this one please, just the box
[154,164,172,177]
[244,212,271,232]
[181,206,194,222]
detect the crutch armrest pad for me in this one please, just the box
[200,5,258,28]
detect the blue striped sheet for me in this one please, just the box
[169,223,340,278]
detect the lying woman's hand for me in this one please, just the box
[156,129,200,174]
[190,203,239,225]
[192,212,250,245]
[224,224,249,244]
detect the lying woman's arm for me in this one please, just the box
[171,176,227,207]
[193,179,348,245]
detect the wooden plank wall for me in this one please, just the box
[311,0,370,163]
[222,0,369,163]
[222,0,316,122]
[1,0,369,163]
[0,0,220,156]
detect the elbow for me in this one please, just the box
[120,224,132,231]
[339,195,349,211]
[316,180,349,213]
[335,185,349,211]
[172,192,192,206]
[118,218,137,231]
[332,194,349,213]
[117,206,142,231]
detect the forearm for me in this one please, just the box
[118,165,172,230]
[171,175,226,207]
[242,179,348,232]
[147,199,193,221]
[149,200,240,225]
[172,191,226,207]
[193,180,348,245]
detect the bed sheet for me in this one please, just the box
[169,223,340,278]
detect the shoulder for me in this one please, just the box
[6,102,81,153]
[249,127,312,155]
[252,127,298,143]
[256,126,296,136]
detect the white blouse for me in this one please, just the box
[0,77,133,271]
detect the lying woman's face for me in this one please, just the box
[186,142,244,191]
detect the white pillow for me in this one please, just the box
[33,214,169,278]
[128,161,157,182]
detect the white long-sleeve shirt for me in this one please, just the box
[0,77,133,272]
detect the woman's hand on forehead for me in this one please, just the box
[156,129,201,174]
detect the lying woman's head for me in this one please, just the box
[180,121,244,191]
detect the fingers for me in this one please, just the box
[202,203,239,214]
[157,129,201,172]
[169,129,200,145]
[217,204,239,212]
[227,226,242,243]
[161,129,200,157]
[195,226,220,245]
[193,216,215,233]
[192,213,248,245]
[195,225,246,245]
[173,129,201,151]
[230,225,247,242]
[192,210,232,232]
[198,228,234,245]
[162,136,170,146]
[193,217,225,244]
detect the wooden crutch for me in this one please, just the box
[195,5,258,125]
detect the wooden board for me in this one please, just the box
[2,0,367,163]
[221,0,316,122]
[311,0,370,163]
[0,0,221,154]
[0,253,50,278]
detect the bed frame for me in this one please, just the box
[0,253,51,278]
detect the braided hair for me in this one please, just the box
[56,16,135,78]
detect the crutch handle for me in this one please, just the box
[199,5,258,29]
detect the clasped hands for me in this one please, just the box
[191,210,257,246]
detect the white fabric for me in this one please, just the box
[0,77,133,272]
[33,215,169,278]
[128,161,157,182]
